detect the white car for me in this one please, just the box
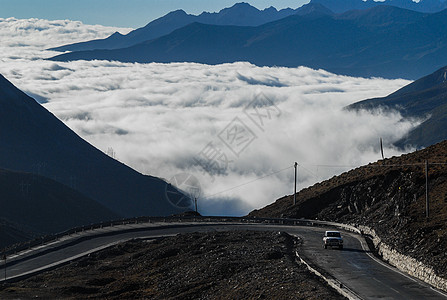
[323,231,343,249]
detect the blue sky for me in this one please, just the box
[0,0,310,28]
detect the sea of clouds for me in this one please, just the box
[0,17,419,215]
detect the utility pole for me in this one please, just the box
[294,162,297,205]
[194,197,198,213]
[425,160,430,219]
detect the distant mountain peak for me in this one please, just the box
[109,32,124,39]
[295,2,335,16]
[218,2,260,14]
[168,9,188,15]
[231,2,255,8]
[265,6,278,12]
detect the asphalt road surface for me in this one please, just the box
[1,222,446,299]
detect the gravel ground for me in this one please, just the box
[0,230,345,299]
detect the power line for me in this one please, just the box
[303,164,359,169]
[199,160,447,200]
[296,164,319,178]
[203,165,294,199]
[299,162,447,169]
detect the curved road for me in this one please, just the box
[1,221,446,300]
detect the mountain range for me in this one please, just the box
[311,0,447,13]
[0,74,187,221]
[50,5,447,79]
[349,65,447,148]
[51,1,447,53]
[49,3,298,52]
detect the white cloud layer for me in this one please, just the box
[0,18,418,216]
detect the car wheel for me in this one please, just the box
[339,245,343,250]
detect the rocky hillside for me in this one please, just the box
[250,140,447,278]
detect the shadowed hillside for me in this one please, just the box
[0,74,186,218]
[0,168,118,249]
[0,219,35,250]
[349,66,447,147]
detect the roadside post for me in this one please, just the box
[294,162,297,205]
[2,254,5,281]
[425,160,430,219]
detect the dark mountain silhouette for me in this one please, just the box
[0,218,35,249]
[0,168,119,249]
[49,2,298,52]
[50,6,447,79]
[348,66,447,147]
[310,0,447,13]
[0,74,187,217]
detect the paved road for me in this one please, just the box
[1,222,446,299]
[298,226,447,300]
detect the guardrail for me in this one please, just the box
[1,215,354,258]
[3,215,446,296]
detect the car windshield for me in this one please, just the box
[327,232,341,237]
